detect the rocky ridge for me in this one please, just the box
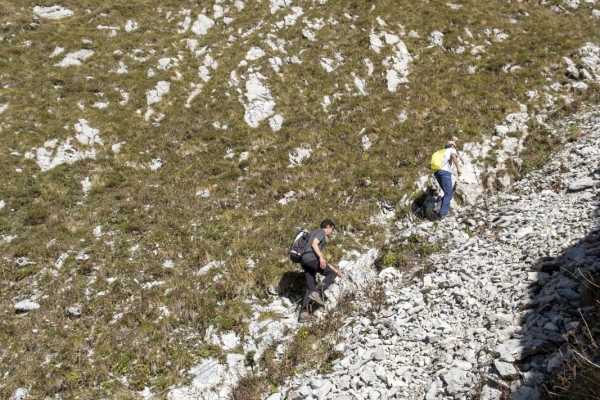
[277,108,600,400]
[161,108,600,400]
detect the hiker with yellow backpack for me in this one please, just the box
[430,141,462,219]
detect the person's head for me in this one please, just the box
[320,219,335,236]
[446,140,456,149]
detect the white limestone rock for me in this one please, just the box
[289,147,312,167]
[383,40,413,92]
[74,119,103,145]
[568,177,600,191]
[125,20,138,32]
[246,46,265,60]
[15,300,40,311]
[49,46,64,57]
[146,81,170,105]
[35,139,97,172]
[362,135,371,151]
[66,304,82,316]
[191,14,215,36]
[494,360,517,379]
[240,73,276,128]
[269,114,284,131]
[10,388,29,400]
[33,5,73,20]
[81,177,91,196]
[429,31,444,47]
[54,49,94,67]
[197,260,224,276]
[220,331,241,350]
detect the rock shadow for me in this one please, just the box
[411,180,463,222]
[412,187,440,221]
[488,216,600,399]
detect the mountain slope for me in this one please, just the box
[0,0,599,398]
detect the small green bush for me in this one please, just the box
[0,217,10,233]
[104,172,126,188]
[13,266,38,281]
[381,253,399,268]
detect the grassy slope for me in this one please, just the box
[0,0,599,397]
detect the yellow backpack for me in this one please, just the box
[430,149,445,172]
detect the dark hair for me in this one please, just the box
[320,219,335,229]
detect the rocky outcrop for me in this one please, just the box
[281,108,600,399]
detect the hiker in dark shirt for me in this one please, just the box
[298,219,342,323]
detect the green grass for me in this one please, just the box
[0,0,599,397]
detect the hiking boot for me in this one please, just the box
[298,311,313,323]
[308,290,325,307]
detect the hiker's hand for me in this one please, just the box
[457,169,462,177]
[335,270,343,278]
[320,258,326,269]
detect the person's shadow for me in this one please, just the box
[277,270,328,312]
[277,270,306,305]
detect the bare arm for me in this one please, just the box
[311,238,343,278]
[311,238,327,269]
[330,265,343,278]
[451,153,462,176]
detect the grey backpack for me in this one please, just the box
[289,228,310,263]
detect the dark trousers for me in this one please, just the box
[434,169,453,216]
[300,259,337,312]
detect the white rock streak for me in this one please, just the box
[384,41,413,92]
[240,73,276,128]
[35,142,95,171]
[362,135,371,150]
[34,121,102,173]
[97,25,119,36]
[429,30,444,47]
[580,42,600,81]
[81,177,92,196]
[270,0,292,14]
[74,119,103,145]
[186,83,203,108]
[246,46,265,61]
[54,50,95,67]
[370,32,414,92]
[10,388,29,400]
[146,81,170,105]
[191,14,215,36]
[289,147,312,167]
[352,73,367,96]
[198,54,218,82]
[125,20,138,32]
[110,61,128,74]
[276,7,303,28]
[14,300,40,311]
[269,114,284,131]
[33,5,73,20]
[370,34,385,53]
[49,46,64,57]
[157,58,179,70]
[321,96,331,112]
